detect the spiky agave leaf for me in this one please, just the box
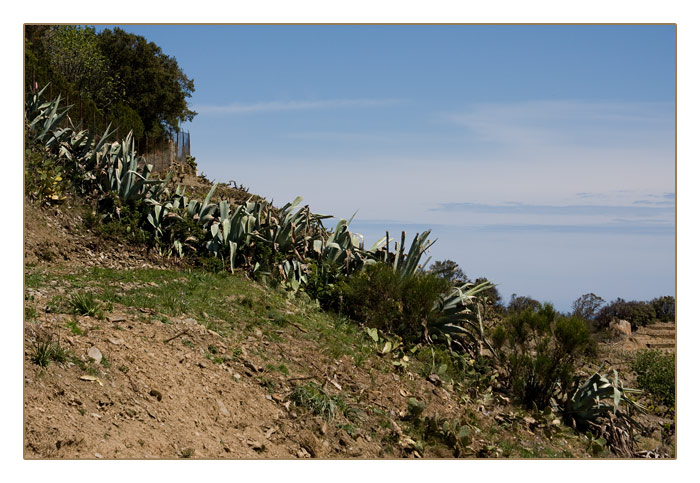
[428,279,495,344]
[565,368,644,429]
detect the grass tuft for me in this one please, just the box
[31,333,68,367]
[69,292,104,318]
[290,382,346,421]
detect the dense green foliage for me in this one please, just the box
[632,350,675,409]
[650,296,676,322]
[97,27,196,137]
[24,147,69,204]
[429,259,467,283]
[506,293,541,314]
[25,25,195,144]
[341,263,453,343]
[595,298,657,330]
[491,303,594,409]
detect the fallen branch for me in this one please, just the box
[286,320,307,333]
[163,330,190,344]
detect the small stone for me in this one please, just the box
[216,399,231,417]
[94,453,103,459]
[233,373,242,380]
[427,374,442,386]
[87,347,103,364]
[247,440,264,451]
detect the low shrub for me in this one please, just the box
[86,197,154,247]
[632,349,675,409]
[24,147,69,204]
[340,262,452,343]
[491,303,595,409]
[303,259,346,311]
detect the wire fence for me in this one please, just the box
[141,130,191,174]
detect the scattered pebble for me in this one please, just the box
[216,399,230,417]
[87,347,103,364]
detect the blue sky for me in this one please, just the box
[98,24,675,311]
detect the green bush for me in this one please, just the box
[340,262,452,343]
[632,349,675,408]
[303,259,346,311]
[595,298,655,330]
[86,197,154,247]
[650,296,675,323]
[491,303,595,409]
[24,147,69,204]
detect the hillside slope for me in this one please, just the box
[23,194,674,459]
[24,197,598,459]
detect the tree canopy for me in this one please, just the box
[428,259,467,283]
[97,27,196,137]
[24,25,196,143]
[571,293,605,321]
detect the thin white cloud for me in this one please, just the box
[194,98,404,114]
[441,100,673,147]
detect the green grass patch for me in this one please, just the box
[66,320,83,336]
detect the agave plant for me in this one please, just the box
[312,216,382,276]
[25,85,71,146]
[207,196,267,271]
[564,367,645,457]
[390,230,436,279]
[95,131,170,203]
[428,279,496,348]
[565,367,644,428]
[259,197,331,257]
